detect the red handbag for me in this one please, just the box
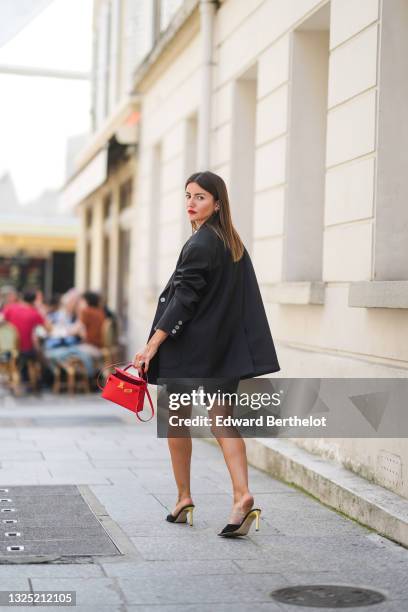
[97,362,154,422]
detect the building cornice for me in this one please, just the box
[131,0,201,93]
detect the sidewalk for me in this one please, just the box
[0,391,408,611]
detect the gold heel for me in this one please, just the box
[187,507,194,526]
[254,510,260,531]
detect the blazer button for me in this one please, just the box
[178,320,182,325]
[160,297,166,302]
[175,325,179,329]
[171,329,176,334]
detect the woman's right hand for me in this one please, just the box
[132,342,159,376]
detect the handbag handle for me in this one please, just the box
[97,361,148,391]
[136,386,155,422]
[96,360,155,422]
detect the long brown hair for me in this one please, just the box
[185,171,245,262]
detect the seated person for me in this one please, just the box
[2,288,53,380]
[45,294,62,325]
[0,285,18,312]
[44,291,105,378]
[78,291,105,348]
[42,293,81,350]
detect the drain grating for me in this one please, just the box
[0,485,121,562]
[271,585,386,608]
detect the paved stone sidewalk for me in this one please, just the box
[0,391,408,611]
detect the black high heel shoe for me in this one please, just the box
[166,503,195,526]
[218,508,261,537]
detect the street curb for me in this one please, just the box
[205,437,408,548]
[77,485,143,562]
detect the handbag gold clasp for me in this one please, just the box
[117,381,133,393]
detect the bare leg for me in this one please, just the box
[165,382,194,515]
[167,437,194,514]
[210,387,254,524]
[215,436,254,523]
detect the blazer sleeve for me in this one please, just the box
[154,242,211,340]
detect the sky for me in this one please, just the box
[0,0,93,204]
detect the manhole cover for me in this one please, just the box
[0,485,121,562]
[271,585,386,608]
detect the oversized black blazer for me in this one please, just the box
[145,222,280,385]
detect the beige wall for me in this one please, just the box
[123,0,408,497]
[128,12,202,350]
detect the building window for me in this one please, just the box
[117,228,131,339]
[159,0,184,33]
[230,64,257,255]
[182,113,198,241]
[103,193,112,219]
[148,143,162,295]
[94,0,111,127]
[119,178,132,212]
[84,205,93,290]
[285,4,330,282]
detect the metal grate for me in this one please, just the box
[0,485,121,562]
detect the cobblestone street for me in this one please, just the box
[0,391,407,611]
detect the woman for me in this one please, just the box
[133,170,280,537]
[44,291,105,378]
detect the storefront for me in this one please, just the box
[0,218,77,299]
[60,97,139,351]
